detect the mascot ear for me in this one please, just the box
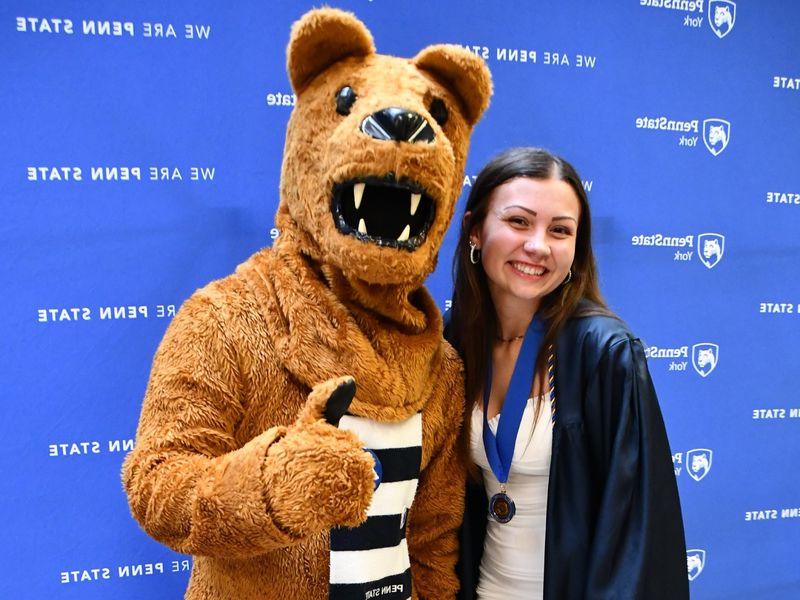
[413,45,492,126]
[287,8,376,93]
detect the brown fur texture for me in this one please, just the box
[123,8,491,599]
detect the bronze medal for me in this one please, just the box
[489,490,516,524]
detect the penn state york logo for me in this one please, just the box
[709,1,736,39]
[703,119,731,156]
[687,549,706,581]
[697,233,725,269]
[692,343,719,377]
[686,448,713,481]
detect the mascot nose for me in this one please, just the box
[360,107,435,143]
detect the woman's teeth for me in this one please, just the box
[512,262,546,276]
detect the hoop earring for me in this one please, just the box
[563,268,573,284]
[469,241,480,265]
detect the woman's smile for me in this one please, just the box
[508,261,548,279]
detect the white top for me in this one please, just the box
[469,396,553,600]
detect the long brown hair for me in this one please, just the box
[450,147,613,440]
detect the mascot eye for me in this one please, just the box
[335,86,357,116]
[429,98,448,127]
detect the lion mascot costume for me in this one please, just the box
[123,8,491,599]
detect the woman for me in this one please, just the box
[446,148,688,599]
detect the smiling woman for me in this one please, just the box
[449,147,604,402]
[447,147,688,600]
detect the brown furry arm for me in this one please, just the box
[406,361,466,599]
[123,293,376,558]
[122,291,298,557]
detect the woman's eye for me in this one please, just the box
[507,217,527,226]
[552,226,572,236]
[335,86,357,116]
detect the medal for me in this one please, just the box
[482,315,547,524]
[488,484,515,523]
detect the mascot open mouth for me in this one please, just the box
[332,176,435,250]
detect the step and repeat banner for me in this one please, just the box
[2,1,798,598]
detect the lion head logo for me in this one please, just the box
[697,233,725,269]
[687,549,706,581]
[692,343,719,377]
[686,449,713,482]
[703,119,731,156]
[709,1,736,38]
[707,125,727,146]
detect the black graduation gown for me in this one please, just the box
[447,308,689,600]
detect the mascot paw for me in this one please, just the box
[265,376,376,537]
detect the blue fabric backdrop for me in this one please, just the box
[2,1,798,598]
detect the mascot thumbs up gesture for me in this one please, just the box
[123,8,491,599]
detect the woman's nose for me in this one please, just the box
[523,231,550,256]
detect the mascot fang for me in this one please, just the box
[123,8,491,599]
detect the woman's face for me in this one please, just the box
[471,176,581,310]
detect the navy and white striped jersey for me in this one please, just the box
[330,412,423,600]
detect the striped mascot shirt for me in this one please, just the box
[330,412,423,600]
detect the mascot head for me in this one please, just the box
[276,8,492,287]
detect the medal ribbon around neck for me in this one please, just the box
[483,314,547,523]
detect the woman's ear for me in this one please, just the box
[464,212,480,240]
[464,212,480,247]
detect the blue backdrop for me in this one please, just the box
[2,1,799,598]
